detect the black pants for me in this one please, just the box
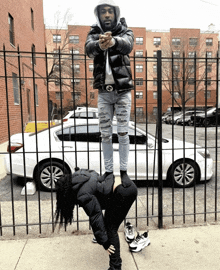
[104,181,137,270]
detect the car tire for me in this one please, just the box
[203,118,211,127]
[35,161,70,191]
[168,159,199,188]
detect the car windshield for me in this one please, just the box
[207,107,216,113]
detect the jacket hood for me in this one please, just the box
[94,0,120,32]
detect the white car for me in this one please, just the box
[4,119,213,191]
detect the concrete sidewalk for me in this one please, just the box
[1,224,220,270]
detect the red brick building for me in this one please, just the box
[45,25,219,120]
[0,0,48,143]
[146,28,219,114]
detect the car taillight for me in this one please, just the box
[7,143,23,153]
[62,119,68,122]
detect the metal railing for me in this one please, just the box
[0,48,219,237]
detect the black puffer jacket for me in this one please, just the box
[72,169,114,250]
[85,20,134,92]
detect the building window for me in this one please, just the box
[90,92,95,100]
[206,38,213,46]
[173,64,180,72]
[206,64,212,73]
[136,107,143,115]
[136,37,143,45]
[136,91,143,99]
[153,91,157,99]
[89,78,94,86]
[174,78,180,86]
[188,51,196,58]
[31,44,36,65]
[204,90,211,99]
[71,79,81,87]
[31,8,34,30]
[188,78,195,85]
[188,91,195,98]
[136,64,143,73]
[73,64,80,73]
[206,51,212,58]
[12,73,19,104]
[173,92,180,99]
[135,50,143,57]
[153,78,157,86]
[189,65,195,74]
[53,34,61,43]
[56,91,64,100]
[153,64,157,73]
[8,14,15,46]
[173,51,180,58]
[189,38,197,46]
[53,49,59,58]
[72,92,81,100]
[70,49,79,59]
[153,107,158,115]
[69,35,79,44]
[154,37,161,46]
[172,38,181,46]
[153,51,158,58]
[135,78,143,86]
[89,63,94,72]
[204,77,211,86]
[35,84,39,105]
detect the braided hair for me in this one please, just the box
[55,174,77,228]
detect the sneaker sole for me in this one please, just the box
[125,236,135,243]
[129,239,150,252]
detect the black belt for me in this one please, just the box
[104,84,115,92]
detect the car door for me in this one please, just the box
[55,124,102,172]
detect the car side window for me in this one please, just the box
[56,125,100,142]
[112,125,146,144]
[70,112,80,118]
[79,112,94,118]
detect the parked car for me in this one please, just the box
[175,110,204,126]
[165,111,184,124]
[63,108,98,122]
[4,119,213,191]
[191,107,220,127]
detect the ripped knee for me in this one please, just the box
[118,132,128,136]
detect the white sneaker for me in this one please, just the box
[92,237,97,243]
[129,232,150,252]
[124,222,135,243]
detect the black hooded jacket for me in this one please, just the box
[71,169,114,249]
[85,19,134,92]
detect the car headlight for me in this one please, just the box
[197,149,211,159]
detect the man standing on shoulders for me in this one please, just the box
[85,0,134,185]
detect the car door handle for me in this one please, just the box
[62,146,74,149]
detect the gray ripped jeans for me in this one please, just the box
[98,90,131,173]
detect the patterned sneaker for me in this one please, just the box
[124,222,135,243]
[129,232,150,252]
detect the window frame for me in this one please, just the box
[8,13,15,46]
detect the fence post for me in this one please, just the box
[157,50,163,228]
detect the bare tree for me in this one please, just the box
[45,10,92,118]
[160,33,218,109]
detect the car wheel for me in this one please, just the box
[36,161,69,191]
[203,118,211,127]
[168,159,199,188]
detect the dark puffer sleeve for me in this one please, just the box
[76,174,110,250]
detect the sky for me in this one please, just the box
[43,0,220,32]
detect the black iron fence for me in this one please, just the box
[0,48,219,237]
